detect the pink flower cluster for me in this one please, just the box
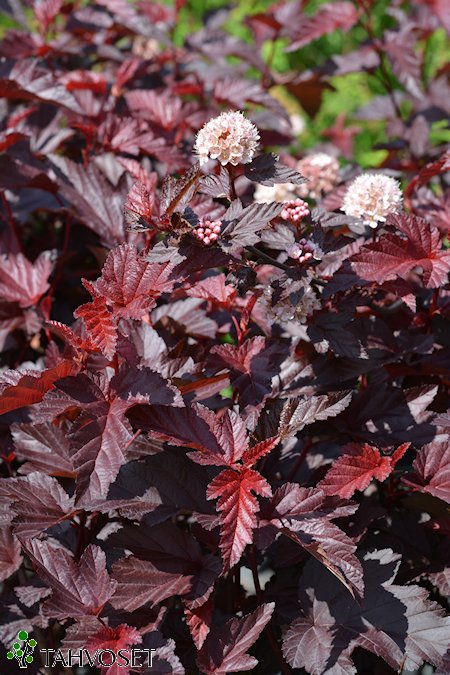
[193,218,222,245]
[287,238,323,263]
[280,199,310,223]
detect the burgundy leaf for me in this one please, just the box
[244,153,306,186]
[89,243,177,318]
[111,557,193,611]
[185,598,213,650]
[285,3,360,52]
[198,603,274,674]
[0,526,22,582]
[0,472,75,538]
[12,422,75,478]
[50,155,126,247]
[23,540,117,619]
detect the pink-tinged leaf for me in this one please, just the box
[185,273,236,304]
[124,170,158,230]
[198,603,274,674]
[23,540,117,619]
[14,584,51,607]
[185,598,213,650]
[279,391,352,437]
[111,557,193,611]
[404,441,450,504]
[86,623,143,675]
[319,443,409,499]
[351,214,450,288]
[207,467,272,571]
[74,296,117,359]
[285,3,360,52]
[0,250,55,308]
[34,0,62,32]
[187,405,249,467]
[0,472,75,538]
[12,422,75,478]
[88,243,176,319]
[0,526,22,582]
[125,89,185,131]
[0,360,77,415]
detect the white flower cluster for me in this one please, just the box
[254,183,297,204]
[341,173,403,228]
[194,111,259,166]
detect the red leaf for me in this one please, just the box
[88,243,176,319]
[86,623,143,675]
[241,436,280,468]
[285,2,360,52]
[198,603,274,674]
[0,250,55,308]
[319,443,409,499]
[74,296,118,359]
[185,598,213,650]
[207,467,272,571]
[0,360,77,415]
[351,214,450,288]
[23,540,117,619]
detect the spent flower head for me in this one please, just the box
[296,153,340,199]
[341,173,403,228]
[194,111,259,167]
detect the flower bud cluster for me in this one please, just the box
[193,219,222,245]
[280,199,310,223]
